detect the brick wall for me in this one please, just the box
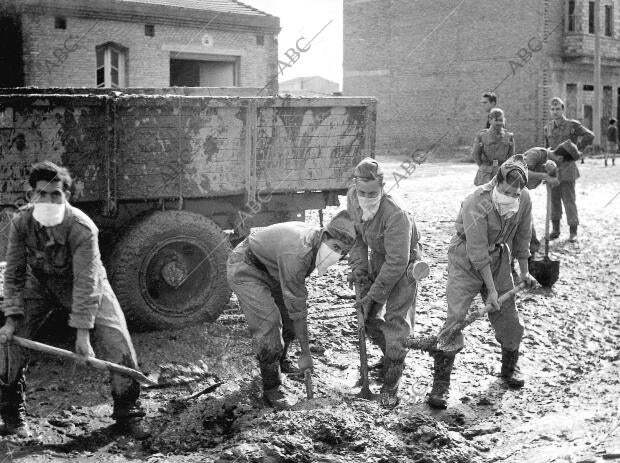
[19,11,278,90]
[344,0,620,156]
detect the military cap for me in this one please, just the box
[554,140,579,161]
[353,157,384,180]
[499,154,528,183]
[325,210,356,248]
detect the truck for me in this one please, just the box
[0,88,377,330]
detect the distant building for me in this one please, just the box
[344,0,620,155]
[279,76,340,96]
[0,0,280,91]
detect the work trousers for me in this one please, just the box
[364,253,417,363]
[226,241,295,365]
[440,241,524,351]
[550,181,579,227]
[0,275,143,421]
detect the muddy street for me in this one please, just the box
[1,158,619,463]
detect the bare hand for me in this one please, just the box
[298,353,313,372]
[486,289,500,313]
[545,175,560,188]
[520,273,538,289]
[75,329,95,362]
[354,295,374,320]
[0,322,16,344]
[348,269,370,290]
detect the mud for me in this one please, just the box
[1,158,619,462]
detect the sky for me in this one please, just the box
[242,0,343,88]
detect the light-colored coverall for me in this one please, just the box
[472,129,515,186]
[544,117,594,227]
[226,222,319,364]
[441,181,532,351]
[1,205,143,420]
[346,187,422,362]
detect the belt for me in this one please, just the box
[244,242,268,273]
[480,160,500,167]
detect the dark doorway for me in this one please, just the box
[0,12,24,87]
[584,105,593,130]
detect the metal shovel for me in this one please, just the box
[529,182,560,288]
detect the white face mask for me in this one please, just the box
[357,193,382,221]
[492,187,520,218]
[32,202,66,227]
[315,242,342,276]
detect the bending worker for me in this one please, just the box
[347,158,422,407]
[427,155,537,410]
[227,211,356,410]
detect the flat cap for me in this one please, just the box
[555,140,580,161]
[499,154,528,183]
[325,210,356,248]
[353,157,384,180]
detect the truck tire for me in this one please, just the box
[108,211,231,331]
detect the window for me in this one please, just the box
[583,84,594,91]
[145,24,155,37]
[605,5,613,36]
[256,34,264,46]
[567,0,576,32]
[96,43,126,88]
[54,16,66,29]
[170,58,238,87]
[589,1,595,33]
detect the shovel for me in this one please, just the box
[529,182,560,288]
[407,281,527,354]
[354,282,373,399]
[0,335,217,389]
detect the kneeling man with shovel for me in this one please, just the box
[427,155,537,410]
[0,161,149,439]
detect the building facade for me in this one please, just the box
[0,0,280,91]
[344,0,620,155]
[280,76,340,96]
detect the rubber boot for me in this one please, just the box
[500,348,525,388]
[379,358,404,408]
[112,382,150,440]
[568,225,578,242]
[260,361,296,410]
[280,341,299,375]
[605,159,608,167]
[426,352,455,410]
[549,220,561,240]
[1,378,31,438]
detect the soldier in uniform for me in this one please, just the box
[227,211,356,410]
[427,155,538,410]
[347,158,423,407]
[544,97,594,242]
[0,161,149,439]
[472,108,515,186]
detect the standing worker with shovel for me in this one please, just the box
[427,155,538,410]
[226,211,356,410]
[0,161,150,439]
[346,158,423,407]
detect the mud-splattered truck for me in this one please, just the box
[0,88,376,330]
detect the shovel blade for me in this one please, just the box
[529,257,560,288]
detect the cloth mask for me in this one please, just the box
[32,202,66,227]
[357,193,382,221]
[492,187,520,219]
[315,242,342,276]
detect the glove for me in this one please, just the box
[354,295,375,320]
[348,269,370,292]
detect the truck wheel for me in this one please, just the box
[108,211,231,331]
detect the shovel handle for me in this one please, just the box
[1,335,156,386]
[354,282,371,398]
[475,281,527,319]
[304,369,314,399]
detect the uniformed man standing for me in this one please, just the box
[544,97,594,242]
[480,92,497,129]
[427,155,538,410]
[472,108,515,186]
[227,211,356,409]
[347,158,422,407]
[0,161,149,439]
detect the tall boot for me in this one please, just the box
[549,220,561,240]
[0,376,31,438]
[500,348,525,388]
[280,341,299,374]
[112,381,150,440]
[426,352,456,409]
[260,361,295,410]
[379,358,404,408]
[568,225,578,242]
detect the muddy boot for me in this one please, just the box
[1,377,31,438]
[115,416,151,440]
[112,382,150,440]
[568,225,578,242]
[549,220,560,240]
[280,341,299,375]
[261,361,295,410]
[426,352,455,410]
[500,348,525,388]
[379,358,404,408]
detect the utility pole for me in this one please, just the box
[594,0,602,148]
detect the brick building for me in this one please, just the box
[0,0,279,91]
[344,0,620,155]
